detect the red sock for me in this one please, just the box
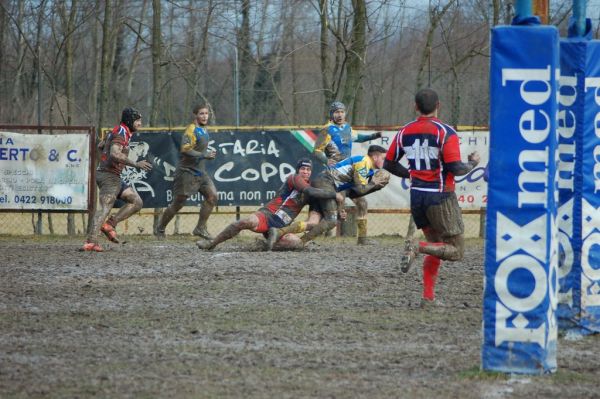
[422,255,441,300]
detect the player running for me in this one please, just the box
[155,104,217,240]
[81,107,152,252]
[384,88,480,305]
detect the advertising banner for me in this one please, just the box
[123,129,326,208]
[0,132,90,210]
[125,128,489,209]
[482,26,559,374]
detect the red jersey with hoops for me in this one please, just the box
[98,123,132,176]
[385,116,461,192]
[258,174,311,227]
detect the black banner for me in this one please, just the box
[120,130,324,207]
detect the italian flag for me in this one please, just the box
[291,130,317,152]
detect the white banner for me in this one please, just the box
[0,132,90,210]
[353,130,489,209]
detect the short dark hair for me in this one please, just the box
[193,103,210,114]
[367,144,387,155]
[415,88,439,115]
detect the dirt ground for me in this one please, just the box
[1,235,599,399]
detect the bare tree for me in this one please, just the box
[9,0,27,122]
[0,1,6,117]
[415,0,457,91]
[0,0,549,131]
[150,0,162,125]
[341,0,366,122]
[124,0,148,103]
[97,0,114,131]
[238,0,253,121]
[58,0,79,234]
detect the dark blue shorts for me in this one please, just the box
[410,190,463,237]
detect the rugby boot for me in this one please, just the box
[193,225,213,241]
[100,223,119,243]
[81,241,104,252]
[196,239,216,251]
[399,239,418,273]
[266,227,280,251]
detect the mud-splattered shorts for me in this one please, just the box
[254,210,288,235]
[172,169,216,198]
[96,170,128,199]
[410,190,464,238]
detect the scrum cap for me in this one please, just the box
[296,157,313,172]
[329,101,346,119]
[121,107,142,131]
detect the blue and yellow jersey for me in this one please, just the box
[178,123,210,175]
[313,122,355,163]
[328,155,376,192]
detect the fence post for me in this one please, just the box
[339,206,357,237]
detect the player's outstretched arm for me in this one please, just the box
[354,131,382,143]
[303,186,338,200]
[383,159,409,178]
[445,151,480,176]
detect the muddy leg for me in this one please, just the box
[418,233,464,261]
[110,188,143,225]
[157,195,187,234]
[194,180,218,239]
[301,217,336,244]
[418,192,465,261]
[87,192,117,243]
[301,198,337,244]
[198,215,259,250]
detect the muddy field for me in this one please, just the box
[1,235,599,398]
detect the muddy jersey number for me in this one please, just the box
[405,139,439,170]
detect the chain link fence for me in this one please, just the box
[0,206,486,240]
[0,119,488,240]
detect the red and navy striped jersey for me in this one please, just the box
[98,123,132,176]
[260,174,311,225]
[385,116,461,192]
